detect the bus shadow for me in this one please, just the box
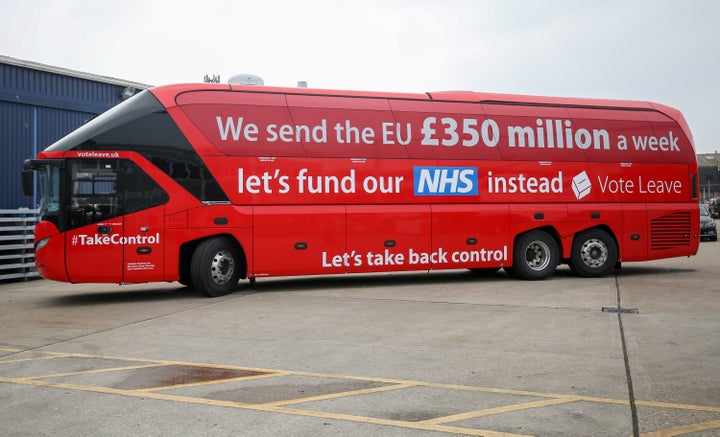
[243,264,697,294]
[45,270,511,305]
[47,285,200,306]
[241,269,514,294]
[613,265,695,277]
[45,265,695,306]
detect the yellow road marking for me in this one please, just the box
[137,372,280,392]
[634,399,720,414]
[640,419,720,436]
[17,363,166,381]
[1,348,719,436]
[269,405,533,437]
[259,382,417,407]
[0,355,59,364]
[422,396,583,425]
[2,377,529,437]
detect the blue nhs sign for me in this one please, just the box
[413,166,478,196]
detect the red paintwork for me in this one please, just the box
[33,84,700,284]
[33,221,68,282]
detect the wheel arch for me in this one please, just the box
[568,226,620,277]
[179,233,248,281]
[512,225,562,262]
[506,226,562,280]
[564,224,620,264]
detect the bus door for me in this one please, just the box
[120,159,168,282]
[65,159,124,283]
[122,208,165,282]
[64,159,168,283]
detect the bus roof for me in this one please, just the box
[151,83,674,113]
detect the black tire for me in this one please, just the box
[178,265,192,287]
[569,228,618,278]
[510,230,559,280]
[190,237,241,297]
[178,245,194,286]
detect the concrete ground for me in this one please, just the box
[1,239,718,436]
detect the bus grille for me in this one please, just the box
[650,212,691,250]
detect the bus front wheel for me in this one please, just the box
[508,230,559,280]
[569,229,617,278]
[190,237,241,297]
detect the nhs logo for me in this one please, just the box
[414,166,478,196]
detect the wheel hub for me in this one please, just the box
[580,238,608,268]
[210,250,235,285]
[525,241,551,271]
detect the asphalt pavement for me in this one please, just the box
[1,238,719,436]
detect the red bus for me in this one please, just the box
[23,84,700,296]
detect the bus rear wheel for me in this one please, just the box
[508,230,559,280]
[569,229,617,278]
[190,237,241,297]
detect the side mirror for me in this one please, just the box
[22,169,34,196]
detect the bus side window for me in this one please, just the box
[121,161,169,214]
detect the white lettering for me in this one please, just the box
[597,175,682,195]
[631,131,680,152]
[487,171,563,194]
[382,122,412,145]
[216,116,258,141]
[597,175,634,194]
[508,120,609,150]
[75,233,160,246]
[638,176,682,194]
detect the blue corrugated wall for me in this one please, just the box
[0,60,139,209]
[0,101,33,208]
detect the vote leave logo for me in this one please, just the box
[572,171,592,200]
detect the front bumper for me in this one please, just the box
[701,224,717,240]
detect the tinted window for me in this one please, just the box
[67,159,168,231]
[47,91,228,202]
[122,160,170,214]
[68,160,121,229]
[37,164,61,228]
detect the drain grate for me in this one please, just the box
[602,307,639,314]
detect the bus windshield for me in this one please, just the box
[37,163,61,228]
[44,90,163,153]
[41,90,227,203]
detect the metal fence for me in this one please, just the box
[0,208,39,281]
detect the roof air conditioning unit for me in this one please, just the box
[227,74,264,85]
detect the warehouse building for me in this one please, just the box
[0,55,149,281]
[698,153,720,202]
[0,54,150,209]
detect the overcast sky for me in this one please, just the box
[1,0,719,154]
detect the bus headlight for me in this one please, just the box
[35,237,49,252]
